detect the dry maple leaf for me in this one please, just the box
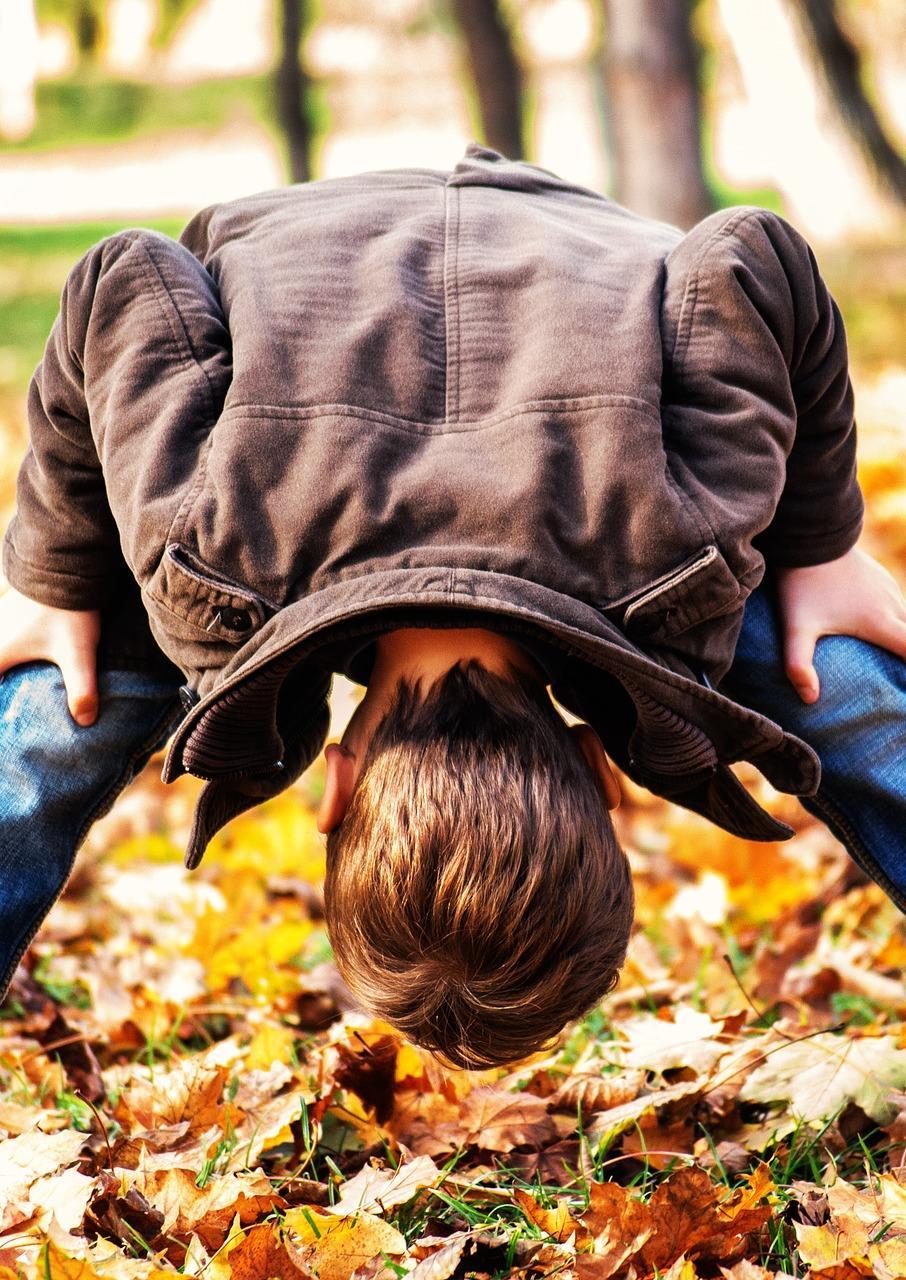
[616,1007,731,1074]
[791,1172,906,1280]
[406,1232,470,1279]
[738,1031,906,1124]
[111,1059,231,1135]
[128,1165,288,1254]
[204,1219,313,1279]
[544,1069,647,1115]
[512,1187,579,1243]
[385,1083,557,1157]
[584,1078,703,1147]
[576,1180,653,1276]
[35,1237,178,1279]
[575,1165,774,1277]
[637,1166,773,1274]
[717,1261,781,1278]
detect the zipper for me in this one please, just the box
[622,544,719,625]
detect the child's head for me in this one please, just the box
[320,628,634,1070]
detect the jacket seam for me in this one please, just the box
[670,207,767,380]
[443,182,461,421]
[209,393,662,434]
[113,233,194,381]
[132,236,219,420]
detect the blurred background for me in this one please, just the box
[1,0,905,839]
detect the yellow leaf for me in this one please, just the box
[42,1238,174,1279]
[245,1021,300,1072]
[284,1208,406,1280]
[513,1189,578,1242]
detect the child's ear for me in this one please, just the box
[568,722,622,810]
[317,742,358,834]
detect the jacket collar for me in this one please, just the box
[161,565,821,868]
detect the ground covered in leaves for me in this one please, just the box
[3,735,906,1280]
[1,377,905,1278]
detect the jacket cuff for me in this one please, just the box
[753,501,864,569]
[2,525,113,610]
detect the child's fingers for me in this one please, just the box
[54,633,99,726]
[782,623,821,704]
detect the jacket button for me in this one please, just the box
[178,684,198,712]
[217,606,253,633]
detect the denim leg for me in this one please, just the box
[0,660,183,1003]
[717,573,906,913]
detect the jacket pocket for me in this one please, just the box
[146,542,280,646]
[601,543,741,643]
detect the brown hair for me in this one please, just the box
[323,655,634,1070]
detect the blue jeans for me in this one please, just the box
[717,574,906,911]
[0,662,184,1003]
[1,576,905,1005]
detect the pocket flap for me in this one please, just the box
[151,543,280,644]
[603,544,741,641]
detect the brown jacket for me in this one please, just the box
[2,142,864,869]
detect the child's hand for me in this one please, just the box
[0,586,101,725]
[773,546,906,704]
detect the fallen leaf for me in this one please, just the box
[739,1032,906,1124]
[325,1154,441,1216]
[284,1207,406,1280]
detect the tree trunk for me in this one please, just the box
[74,0,104,61]
[786,0,906,206]
[0,0,38,141]
[275,0,313,184]
[601,0,713,228]
[450,0,525,160]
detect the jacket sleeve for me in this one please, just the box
[660,205,864,572]
[3,245,123,609]
[2,230,232,609]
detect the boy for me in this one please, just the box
[1,141,905,1070]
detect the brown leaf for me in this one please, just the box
[35,1011,105,1105]
[638,1166,772,1273]
[111,1060,230,1135]
[325,1154,442,1216]
[217,1221,314,1278]
[508,1136,594,1188]
[512,1188,579,1242]
[454,1086,558,1151]
[718,1261,779,1279]
[333,1034,399,1124]
[545,1069,646,1116]
[576,1181,653,1275]
[284,1207,406,1280]
[129,1166,288,1253]
[0,1128,90,1232]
